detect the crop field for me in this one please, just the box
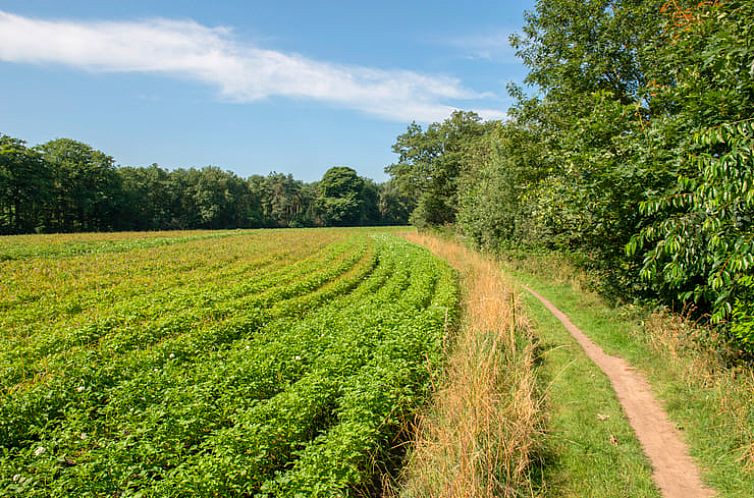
[0,228,457,496]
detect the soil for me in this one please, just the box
[525,286,715,498]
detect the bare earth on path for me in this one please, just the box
[524,286,715,498]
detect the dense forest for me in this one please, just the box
[385,0,754,354]
[0,136,412,233]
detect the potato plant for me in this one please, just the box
[0,228,456,496]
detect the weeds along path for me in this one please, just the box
[400,233,541,497]
[525,286,714,498]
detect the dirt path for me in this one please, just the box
[524,286,715,498]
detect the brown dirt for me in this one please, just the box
[524,286,715,498]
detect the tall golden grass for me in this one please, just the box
[396,233,542,497]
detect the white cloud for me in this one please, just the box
[444,31,518,62]
[0,10,505,123]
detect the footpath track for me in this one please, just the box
[525,286,714,498]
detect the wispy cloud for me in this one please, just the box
[443,31,517,62]
[0,11,504,122]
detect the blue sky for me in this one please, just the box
[0,1,534,182]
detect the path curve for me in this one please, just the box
[524,286,714,498]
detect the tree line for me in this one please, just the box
[0,136,412,233]
[386,0,754,354]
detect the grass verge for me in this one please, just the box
[521,292,659,496]
[504,251,754,497]
[397,233,542,497]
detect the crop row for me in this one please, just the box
[0,229,457,496]
[1,232,373,446]
[0,230,357,388]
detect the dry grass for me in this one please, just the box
[642,310,754,470]
[395,233,542,498]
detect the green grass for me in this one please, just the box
[521,292,659,497]
[505,252,754,497]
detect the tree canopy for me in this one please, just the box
[385,0,754,355]
[0,135,408,235]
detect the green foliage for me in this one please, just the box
[387,111,492,227]
[456,123,516,249]
[439,0,659,296]
[315,166,365,226]
[731,276,754,353]
[383,0,665,291]
[513,0,659,100]
[0,229,456,496]
[631,122,754,327]
[249,172,316,228]
[503,0,662,276]
[627,0,754,346]
[116,164,175,229]
[0,131,407,232]
[0,135,50,234]
[385,0,754,351]
[36,138,119,232]
[377,179,412,225]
